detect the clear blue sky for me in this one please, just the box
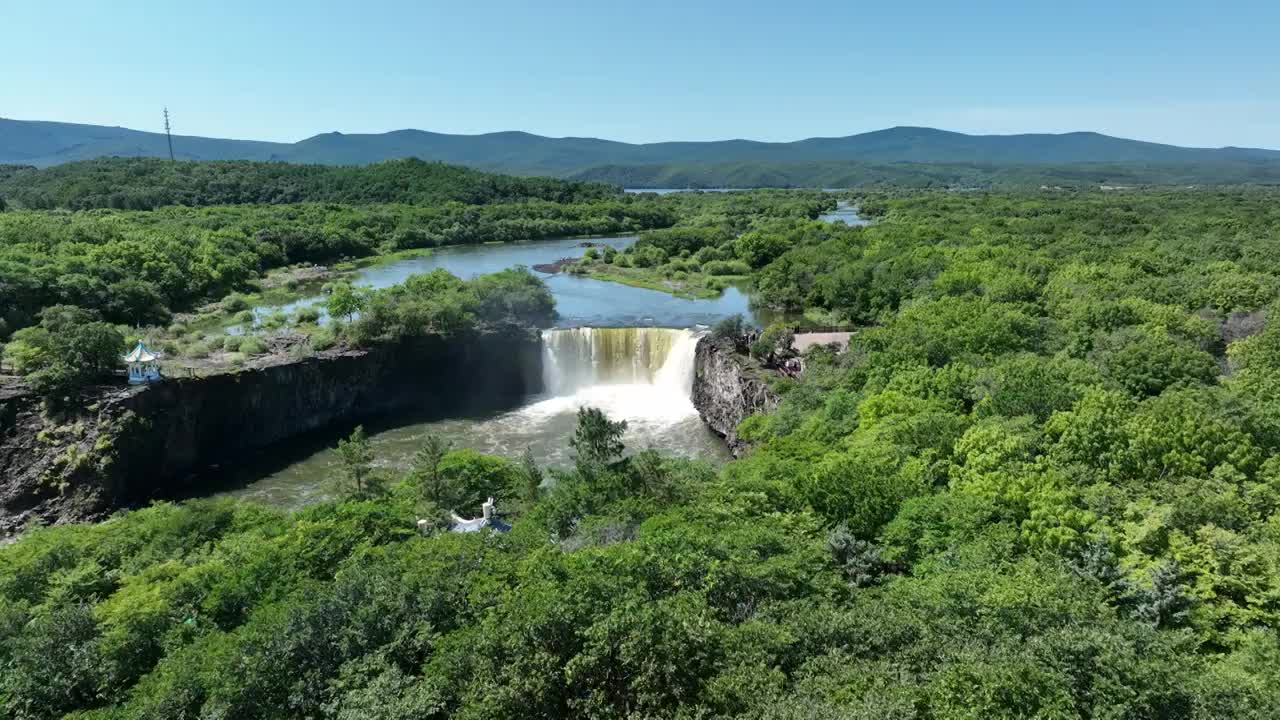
[4,0,1277,148]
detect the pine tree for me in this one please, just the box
[334,426,379,499]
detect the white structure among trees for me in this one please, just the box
[423,497,512,534]
[123,341,162,385]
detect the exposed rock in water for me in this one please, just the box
[532,258,577,274]
[0,328,542,535]
[691,335,779,457]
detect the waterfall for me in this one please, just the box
[464,327,712,460]
[541,328,699,397]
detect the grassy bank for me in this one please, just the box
[567,261,742,299]
[333,247,434,272]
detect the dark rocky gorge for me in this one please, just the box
[0,328,542,535]
[0,327,776,535]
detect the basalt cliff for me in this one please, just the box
[691,336,779,457]
[0,329,542,535]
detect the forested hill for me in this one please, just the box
[4,117,1279,186]
[0,157,620,210]
[572,158,1280,188]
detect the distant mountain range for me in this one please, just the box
[3,117,1279,187]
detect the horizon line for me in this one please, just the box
[3,115,1276,154]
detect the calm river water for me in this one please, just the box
[255,234,765,329]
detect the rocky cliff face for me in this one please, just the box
[0,329,542,535]
[691,336,779,456]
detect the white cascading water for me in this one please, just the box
[541,327,698,396]
[531,327,701,423]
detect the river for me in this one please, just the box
[215,208,861,508]
[252,234,764,329]
[818,201,870,226]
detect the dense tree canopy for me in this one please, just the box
[4,186,1280,718]
[0,157,620,210]
[2,304,125,401]
[0,199,675,337]
[346,266,556,344]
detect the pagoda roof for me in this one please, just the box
[123,341,160,364]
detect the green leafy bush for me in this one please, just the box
[291,306,322,325]
[238,337,268,355]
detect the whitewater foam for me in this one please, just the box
[538,327,701,422]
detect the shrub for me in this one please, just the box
[750,322,796,364]
[184,341,211,359]
[260,311,288,330]
[702,260,751,276]
[238,337,268,355]
[694,245,731,264]
[311,325,339,351]
[735,227,791,268]
[630,245,667,268]
[3,306,125,400]
[635,227,730,255]
[221,294,250,313]
[469,267,556,327]
[712,314,748,341]
[3,327,51,374]
[430,449,520,512]
[292,307,322,325]
[325,282,367,322]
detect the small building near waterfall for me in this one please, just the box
[123,341,163,385]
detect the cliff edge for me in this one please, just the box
[691,336,779,457]
[0,329,542,535]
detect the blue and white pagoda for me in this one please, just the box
[123,341,162,385]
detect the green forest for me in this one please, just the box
[0,198,674,336]
[562,190,837,297]
[0,157,619,210]
[3,179,1280,718]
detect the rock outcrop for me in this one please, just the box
[0,328,542,535]
[691,336,779,456]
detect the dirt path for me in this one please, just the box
[794,331,852,352]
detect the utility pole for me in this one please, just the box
[163,108,175,161]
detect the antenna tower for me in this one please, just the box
[163,108,175,161]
